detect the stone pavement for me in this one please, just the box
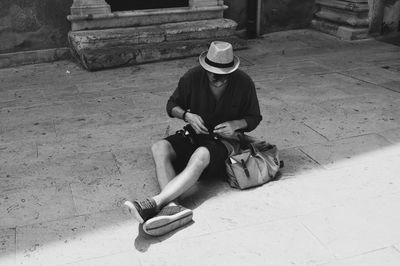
[1,29,400,266]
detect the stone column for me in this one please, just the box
[70,0,111,16]
[312,0,370,40]
[369,0,384,34]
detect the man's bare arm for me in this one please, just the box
[170,106,186,121]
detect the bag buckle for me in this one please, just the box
[241,159,250,178]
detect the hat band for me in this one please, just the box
[205,57,234,69]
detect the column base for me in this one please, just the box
[313,0,370,41]
[312,19,369,40]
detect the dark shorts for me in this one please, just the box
[165,133,228,180]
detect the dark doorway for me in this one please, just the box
[105,0,189,12]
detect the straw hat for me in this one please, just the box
[199,41,240,74]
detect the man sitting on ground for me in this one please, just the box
[124,41,262,236]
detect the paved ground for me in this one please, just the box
[1,29,400,266]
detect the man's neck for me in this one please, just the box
[209,83,227,101]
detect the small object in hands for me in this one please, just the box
[209,129,220,140]
[176,124,198,145]
[209,125,222,140]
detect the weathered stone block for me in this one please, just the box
[69,19,237,50]
[70,35,245,70]
[316,0,369,12]
[313,0,370,40]
[68,5,227,31]
[312,19,369,40]
[68,18,243,70]
[162,18,237,41]
[315,6,369,27]
[69,27,166,51]
[67,2,241,70]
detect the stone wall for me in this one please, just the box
[0,0,72,54]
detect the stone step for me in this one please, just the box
[315,6,369,27]
[316,0,369,12]
[311,19,369,40]
[68,5,227,31]
[69,19,237,50]
[68,17,246,71]
[72,36,246,71]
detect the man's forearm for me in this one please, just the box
[171,106,186,121]
[231,119,248,131]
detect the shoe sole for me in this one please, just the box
[143,209,193,236]
[123,201,144,224]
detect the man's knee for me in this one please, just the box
[191,147,210,168]
[151,140,176,160]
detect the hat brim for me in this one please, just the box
[199,51,240,75]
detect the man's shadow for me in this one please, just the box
[133,176,232,252]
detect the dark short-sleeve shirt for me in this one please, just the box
[166,66,262,132]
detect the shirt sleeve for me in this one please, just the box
[166,75,190,117]
[241,79,262,132]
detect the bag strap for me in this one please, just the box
[240,159,250,178]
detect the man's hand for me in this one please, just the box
[213,121,238,138]
[185,113,209,134]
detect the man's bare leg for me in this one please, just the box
[136,143,209,236]
[125,141,209,235]
[151,140,177,191]
[151,140,179,208]
[151,146,210,208]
